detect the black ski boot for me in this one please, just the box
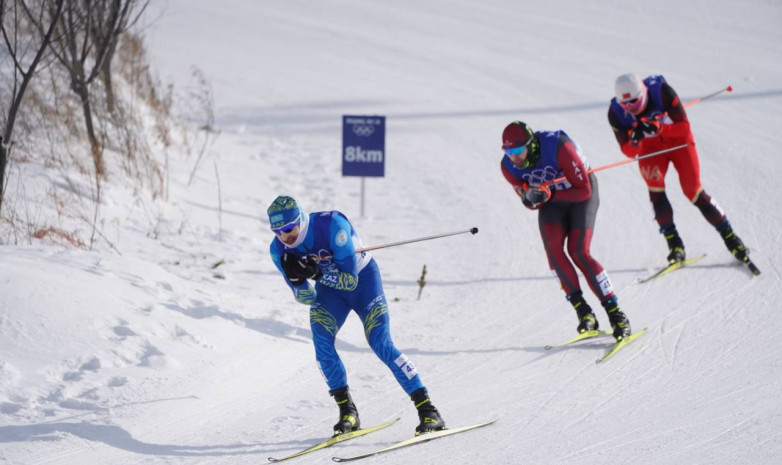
[719,222,749,263]
[663,227,685,264]
[567,291,598,334]
[411,388,446,436]
[330,386,360,436]
[602,296,631,341]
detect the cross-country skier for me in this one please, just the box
[499,121,632,341]
[267,195,445,436]
[608,73,750,266]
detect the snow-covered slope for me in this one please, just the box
[2,1,781,464]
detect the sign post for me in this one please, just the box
[342,115,385,217]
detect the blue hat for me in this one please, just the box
[267,195,301,230]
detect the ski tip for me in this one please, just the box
[747,262,761,276]
[595,328,648,364]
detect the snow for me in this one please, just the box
[2,0,782,463]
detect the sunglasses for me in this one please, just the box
[621,97,639,106]
[272,220,299,235]
[504,145,528,157]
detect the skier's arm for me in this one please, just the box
[501,161,527,198]
[608,107,639,157]
[658,82,692,140]
[270,243,316,305]
[551,135,591,203]
[317,215,359,291]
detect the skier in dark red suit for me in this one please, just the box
[500,121,632,341]
[608,73,750,266]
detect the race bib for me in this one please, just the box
[596,271,614,296]
[395,354,418,380]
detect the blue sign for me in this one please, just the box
[342,115,385,177]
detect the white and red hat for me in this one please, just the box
[615,73,648,115]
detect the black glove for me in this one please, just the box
[281,252,322,285]
[628,123,645,145]
[639,118,661,135]
[522,185,552,210]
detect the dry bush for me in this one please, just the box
[1,24,178,248]
[32,226,84,248]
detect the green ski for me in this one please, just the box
[544,329,614,350]
[268,418,400,462]
[638,254,706,283]
[331,420,497,462]
[596,328,648,364]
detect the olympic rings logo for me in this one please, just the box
[352,125,376,137]
[522,166,560,185]
[522,166,571,190]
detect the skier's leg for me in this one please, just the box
[641,154,684,261]
[310,289,351,392]
[350,260,425,396]
[350,260,444,433]
[565,175,615,303]
[539,203,581,296]
[565,175,630,340]
[673,145,748,261]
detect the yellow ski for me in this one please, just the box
[639,254,706,283]
[596,328,648,364]
[268,418,400,462]
[544,329,613,350]
[332,420,496,462]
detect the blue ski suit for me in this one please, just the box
[269,210,424,395]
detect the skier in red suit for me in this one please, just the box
[608,73,750,266]
[500,121,632,341]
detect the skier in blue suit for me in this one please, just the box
[267,195,445,436]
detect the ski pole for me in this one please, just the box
[315,227,479,261]
[357,227,479,254]
[684,85,732,108]
[636,85,732,123]
[542,144,689,187]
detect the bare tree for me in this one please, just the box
[90,0,149,114]
[1,0,65,214]
[48,0,112,180]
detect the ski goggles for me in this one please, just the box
[619,96,644,113]
[271,218,300,234]
[504,145,528,157]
